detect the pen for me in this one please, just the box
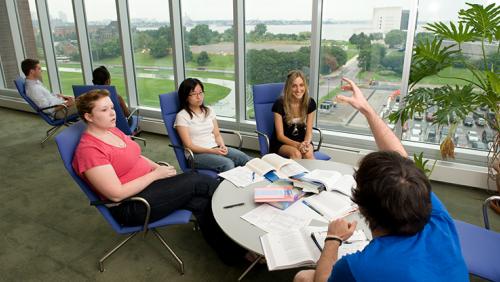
[223,202,245,209]
[310,233,323,251]
[302,200,324,217]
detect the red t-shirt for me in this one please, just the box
[72,127,152,187]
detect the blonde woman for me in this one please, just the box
[271,70,316,159]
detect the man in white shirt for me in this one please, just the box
[21,58,77,119]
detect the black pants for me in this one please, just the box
[110,172,246,265]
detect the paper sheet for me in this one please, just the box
[241,204,311,233]
[218,166,264,188]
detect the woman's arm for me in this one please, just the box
[274,113,301,148]
[83,164,176,202]
[212,119,225,148]
[176,126,219,154]
[304,111,314,143]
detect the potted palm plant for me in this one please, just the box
[390,3,499,212]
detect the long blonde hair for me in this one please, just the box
[283,70,309,125]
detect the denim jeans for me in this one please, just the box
[194,147,251,172]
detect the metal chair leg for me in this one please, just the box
[238,254,263,281]
[152,229,185,275]
[98,232,137,272]
[131,136,146,146]
[41,125,62,146]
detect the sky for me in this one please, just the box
[41,0,499,23]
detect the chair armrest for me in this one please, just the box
[255,130,270,155]
[90,196,152,235]
[156,161,173,167]
[127,107,139,121]
[168,144,195,172]
[220,129,243,149]
[483,195,500,229]
[312,127,324,151]
[40,103,70,123]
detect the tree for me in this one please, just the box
[349,32,371,49]
[254,23,267,37]
[319,45,348,74]
[188,24,214,45]
[414,32,435,44]
[184,42,193,62]
[221,26,234,42]
[358,47,372,71]
[384,29,406,48]
[149,37,170,58]
[369,33,383,41]
[133,32,153,51]
[370,43,387,70]
[197,51,211,66]
[382,52,404,74]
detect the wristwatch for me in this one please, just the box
[324,235,343,245]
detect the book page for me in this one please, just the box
[218,166,264,188]
[331,175,356,197]
[260,230,316,271]
[280,162,309,178]
[311,229,369,258]
[246,158,275,176]
[302,169,342,191]
[304,191,357,221]
[241,204,310,233]
[262,153,293,170]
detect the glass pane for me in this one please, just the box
[317,0,411,135]
[404,0,496,152]
[181,0,235,118]
[47,0,84,96]
[245,0,312,120]
[129,0,175,108]
[84,0,127,101]
[26,0,50,90]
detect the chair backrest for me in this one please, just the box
[14,76,58,124]
[55,121,126,233]
[252,83,284,155]
[158,91,190,172]
[72,85,132,135]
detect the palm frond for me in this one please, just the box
[459,3,500,42]
[425,21,476,45]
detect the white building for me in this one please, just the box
[372,7,403,33]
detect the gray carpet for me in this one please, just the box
[0,107,498,281]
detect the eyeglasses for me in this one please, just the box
[189,91,204,97]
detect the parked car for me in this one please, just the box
[319,101,333,114]
[427,126,437,143]
[482,128,495,143]
[463,116,474,127]
[454,128,464,143]
[414,112,423,121]
[471,141,488,150]
[426,111,436,122]
[475,117,486,126]
[467,130,479,142]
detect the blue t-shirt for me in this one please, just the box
[328,193,468,282]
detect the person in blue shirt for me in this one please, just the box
[294,77,468,282]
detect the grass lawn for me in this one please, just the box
[419,67,481,86]
[319,87,342,104]
[357,71,401,83]
[57,71,230,108]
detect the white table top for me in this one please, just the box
[212,159,371,255]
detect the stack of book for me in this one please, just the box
[254,181,305,210]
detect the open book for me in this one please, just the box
[219,154,308,186]
[303,191,358,221]
[301,169,356,197]
[246,153,309,179]
[261,227,369,271]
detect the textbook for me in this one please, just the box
[260,227,370,271]
[303,191,358,221]
[301,169,356,197]
[254,186,295,202]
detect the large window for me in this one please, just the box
[317,0,411,135]
[47,0,84,96]
[181,0,235,118]
[129,0,175,107]
[245,0,312,120]
[84,0,126,101]
[405,0,496,151]
[27,0,50,89]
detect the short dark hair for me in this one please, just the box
[21,58,39,76]
[92,66,110,85]
[76,89,110,122]
[178,78,209,118]
[352,151,432,235]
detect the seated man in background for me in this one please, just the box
[92,65,131,118]
[294,78,468,282]
[21,58,77,119]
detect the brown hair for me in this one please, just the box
[283,70,309,125]
[76,89,110,122]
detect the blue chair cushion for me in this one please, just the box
[454,219,500,281]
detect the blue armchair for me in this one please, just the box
[55,121,192,273]
[14,77,79,145]
[453,196,500,281]
[72,85,146,145]
[159,91,243,178]
[252,83,331,160]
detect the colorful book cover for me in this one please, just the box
[254,186,294,202]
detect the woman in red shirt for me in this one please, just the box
[72,89,244,264]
